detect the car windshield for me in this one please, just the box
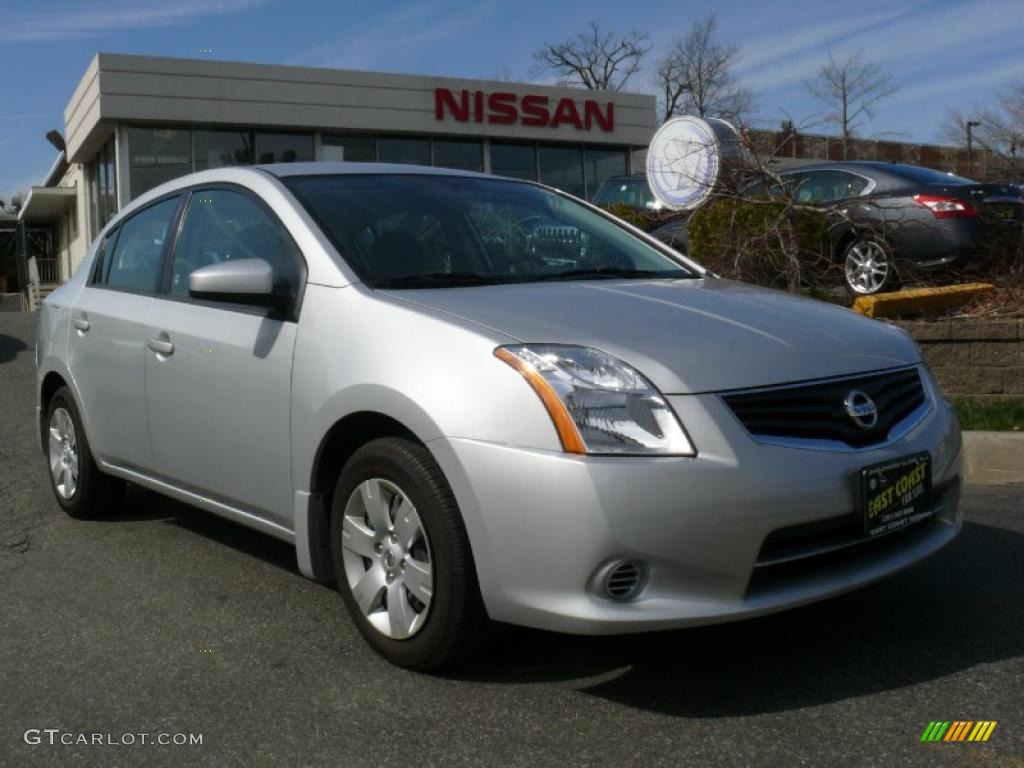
[284,174,694,287]
[592,177,661,210]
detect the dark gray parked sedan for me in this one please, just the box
[645,162,1023,295]
[779,162,1022,295]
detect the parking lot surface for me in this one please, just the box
[2,311,1022,767]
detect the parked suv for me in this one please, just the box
[37,164,962,669]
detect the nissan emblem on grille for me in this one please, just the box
[844,390,879,430]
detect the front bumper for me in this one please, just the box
[429,377,963,635]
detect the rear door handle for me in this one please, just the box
[72,317,90,332]
[146,337,175,356]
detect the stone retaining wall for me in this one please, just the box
[895,319,1024,399]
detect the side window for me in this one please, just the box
[829,171,870,199]
[789,172,821,203]
[104,197,180,292]
[790,171,870,203]
[170,189,301,298]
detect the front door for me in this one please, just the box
[144,188,304,527]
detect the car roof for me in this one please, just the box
[779,160,935,177]
[261,161,492,180]
[108,162,523,232]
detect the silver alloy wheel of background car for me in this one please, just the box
[844,240,891,294]
[48,407,79,500]
[340,478,434,640]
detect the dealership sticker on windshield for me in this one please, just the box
[860,453,932,536]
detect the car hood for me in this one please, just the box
[382,278,921,394]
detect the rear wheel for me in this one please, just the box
[45,387,124,518]
[842,235,898,296]
[330,437,486,670]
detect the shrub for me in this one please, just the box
[687,197,832,291]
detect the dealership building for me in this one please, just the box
[2,52,656,304]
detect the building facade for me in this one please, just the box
[9,51,1001,308]
[49,53,653,279]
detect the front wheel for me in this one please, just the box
[330,437,487,670]
[842,236,898,296]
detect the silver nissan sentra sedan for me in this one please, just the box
[36,163,963,669]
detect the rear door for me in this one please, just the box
[143,187,304,528]
[67,195,182,469]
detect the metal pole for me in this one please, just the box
[966,120,980,176]
[15,219,27,294]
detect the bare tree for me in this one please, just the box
[941,78,1024,160]
[804,51,897,160]
[655,14,753,124]
[533,22,651,91]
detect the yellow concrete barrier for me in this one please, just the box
[852,283,994,319]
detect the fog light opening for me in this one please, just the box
[602,560,646,602]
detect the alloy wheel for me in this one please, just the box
[48,407,79,500]
[340,478,434,640]
[845,240,891,294]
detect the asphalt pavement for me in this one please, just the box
[2,311,1023,767]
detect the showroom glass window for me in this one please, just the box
[539,144,584,199]
[195,129,252,171]
[255,132,314,164]
[101,196,180,292]
[490,141,537,181]
[127,127,193,198]
[87,136,119,235]
[378,137,431,166]
[321,134,377,162]
[170,190,301,299]
[433,139,483,172]
[584,147,628,199]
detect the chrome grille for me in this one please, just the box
[722,367,926,449]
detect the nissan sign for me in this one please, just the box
[435,88,614,131]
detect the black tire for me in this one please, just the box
[44,386,124,519]
[330,436,487,671]
[841,235,899,297]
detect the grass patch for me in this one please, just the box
[951,398,1024,431]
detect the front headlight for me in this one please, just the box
[495,344,695,456]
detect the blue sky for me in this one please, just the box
[2,0,1022,200]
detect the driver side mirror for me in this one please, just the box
[188,258,288,309]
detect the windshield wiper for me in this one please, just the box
[534,267,690,281]
[374,272,502,288]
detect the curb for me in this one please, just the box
[963,431,1024,485]
[852,283,994,319]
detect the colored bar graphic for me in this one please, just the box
[922,721,997,743]
[945,721,972,741]
[921,722,950,741]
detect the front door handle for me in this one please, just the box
[72,317,90,332]
[146,337,175,356]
